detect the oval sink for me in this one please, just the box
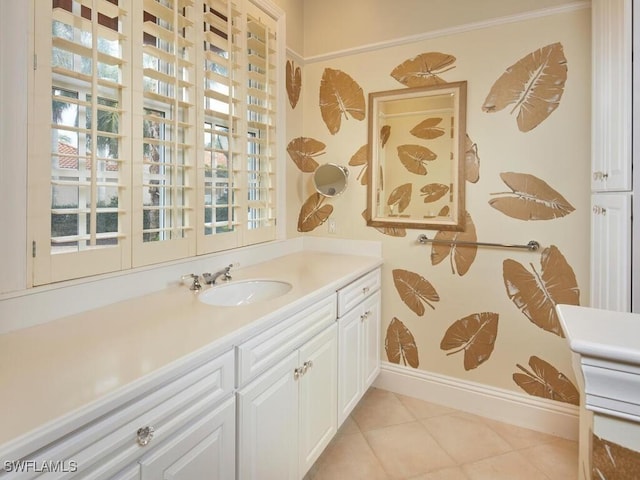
[198,279,292,306]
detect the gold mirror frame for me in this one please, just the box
[365,81,467,231]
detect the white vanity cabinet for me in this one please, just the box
[138,396,235,479]
[336,268,381,425]
[0,349,236,480]
[236,295,338,480]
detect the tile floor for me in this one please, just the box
[305,387,578,480]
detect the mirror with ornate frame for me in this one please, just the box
[365,81,467,231]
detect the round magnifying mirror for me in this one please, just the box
[313,163,349,197]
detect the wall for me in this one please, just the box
[0,1,29,294]
[287,3,591,403]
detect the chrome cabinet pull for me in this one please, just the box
[136,426,155,446]
[593,205,607,215]
[593,171,609,181]
[294,367,302,380]
[362,286,370,295]
[302,360,313,374]
[360,310,371,321]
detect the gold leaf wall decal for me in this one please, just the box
[482,42,567,132]
[380,125,391,147]
[420,183,449,203]
[438,205,450,216]
[286,137,325,172]
[391,52,457,87]
[592,435,640,478]
[410,117,445,139]
[297,193,333,232]
[513,356,579,405]
[387,183,412,213]
[319,68,366,135]
[348,144,369,185]
[385,317,419,368]
[503,245,580,337]
[397,144,437,175]
[392,269,439,316]
[489,172,575,220]
[361,210,406,237]
[286,60,301,109]
[431,213,477,276]
[440,312,499,370]
[465,134,480,183]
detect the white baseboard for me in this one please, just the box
[373,362,579,441]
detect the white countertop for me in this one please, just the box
[0,251,382,450]
[556,304,640,365]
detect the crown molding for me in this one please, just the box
[299,1,589,65]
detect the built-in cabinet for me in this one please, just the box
[336,269,381,426]
[0,266,382,480]
[590,0,633,313]
[237,323,337,480]
[591,194,632,311]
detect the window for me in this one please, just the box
[30,0,282,285]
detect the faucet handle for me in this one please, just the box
[221,264,233,281]
[180,273,202,291]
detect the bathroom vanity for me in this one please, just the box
[557,304,640,479]
[0,251,382,479]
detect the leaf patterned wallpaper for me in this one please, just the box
[286,8,591,406]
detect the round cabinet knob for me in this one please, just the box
[362,286,370,295]
[136,426,155,446]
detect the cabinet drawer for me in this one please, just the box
[237,295,336,386]
[14,350,234,480]
[337,269,381,317]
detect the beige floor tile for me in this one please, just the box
[351,387,415,432]
[481,417,563,450]
[338,415,361,435]
[420,412,513,464]
[310,431,389,480]
[519,438,579,480]
[406,466,470,480]
[395,393,457,419]
[462,451,549,480]
[363,421,456,479]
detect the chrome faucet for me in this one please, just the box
[202,264,233,285]
[181,273,202,291]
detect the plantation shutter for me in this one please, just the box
[196,0,242,252]
[32,0,132,285]
[132,0,197,266]
[30,0,282,285]
[243,2,277,245]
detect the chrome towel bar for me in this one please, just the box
[417,234,540,251]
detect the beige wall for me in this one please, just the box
[286,4,591,400]
[302,0,584,58]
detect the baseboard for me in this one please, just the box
[373,362,579,441]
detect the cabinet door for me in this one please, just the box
[237,351,299,480]
[591,193,631,311]
[298,324,337,476]
[361,291,381,390]
[139,396,235,480]
[591,0,632,191]
[337,307,362,426]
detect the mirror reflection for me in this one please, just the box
[313,163,349,197]
[366,81,467,231]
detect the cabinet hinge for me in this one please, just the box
[32,241,36,258]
